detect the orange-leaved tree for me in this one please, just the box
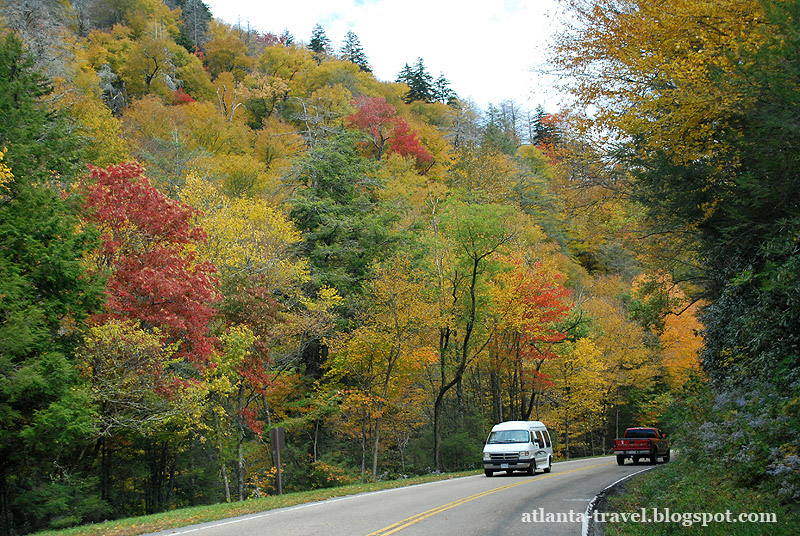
[486,253,572,423]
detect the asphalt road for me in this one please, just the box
[148,456,653,536]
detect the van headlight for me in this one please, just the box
[519,451,530,457]
[483,452,491,460]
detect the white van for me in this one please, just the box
[482,420,553,476]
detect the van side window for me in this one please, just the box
[535,431,545,447]
[543,430,552,447]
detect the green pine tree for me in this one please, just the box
[280,28,294,45]
[340,30,371,72]
[433,73,456,104]
[0,33,103,534]
[309,23,330,54]
[397,57,434,103]
[288,133,409,376]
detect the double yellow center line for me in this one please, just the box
[367,462,613,536]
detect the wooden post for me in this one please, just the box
[270,427,285,495]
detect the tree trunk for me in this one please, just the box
[237,434,245,501]
[237,384,246,501]
[434,394,443,471]
[434,256,481,471]
[360,420,367,480]
[371,417,381,477]
[433,325,450,472]
[511,366,519,420]
[313,420,319,463]
[490,369,502,424]
[213,411,231,502]
[100,436,111,503]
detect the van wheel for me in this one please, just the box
[543,457,553,473]
[526,461,536,476]
[484,469,493,477]
[616,455,625,466]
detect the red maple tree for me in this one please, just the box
[173,87,196,105]
[347,95,432,164]
[81,162,219,366]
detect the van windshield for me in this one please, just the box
[487,430,529,444]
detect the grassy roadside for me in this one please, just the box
[601,459,799,535]
[32,470,480,536]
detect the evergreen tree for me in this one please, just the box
[290,133,402,301]
[0,34,103,534]
[280,28,294,45]
[289,133,407,376]
[433,73,456,104]
[309,23,331,54]
[396,62,414,87]
[412,58,434,102]
[0,35,86,183]
[340,30,371,72]
[530,105,561,147]
[397,57,434,103]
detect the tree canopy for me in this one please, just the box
[9,0,799,531]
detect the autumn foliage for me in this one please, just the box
[81,162,219,365]
[347,95,432,164]
[4,4,763,530]
[493,254,571,358]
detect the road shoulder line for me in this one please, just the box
[581,466,656,536]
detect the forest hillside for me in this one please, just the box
[1,0,797,534]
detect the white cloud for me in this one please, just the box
[202,0,563,110]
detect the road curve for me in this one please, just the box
[147,456,653,536]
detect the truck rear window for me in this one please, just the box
[487,430,530,444]
[624,429,657,438]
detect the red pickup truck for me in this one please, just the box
[614,427,670,465]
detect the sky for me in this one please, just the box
[201,0,566,112]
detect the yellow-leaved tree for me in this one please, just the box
[326,258,436,478]
[180,175,308,292]
[204,20,254,81]
[584,276,659,439]
[543,337,604,458]
[448,144,519,204]
[484,251,572,424]
[551,0,765,165]
[77,320,206,503]
[54,73,129,166]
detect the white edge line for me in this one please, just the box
[150,475,479,535]
[581,466,655,536]
[156,456,616,536]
